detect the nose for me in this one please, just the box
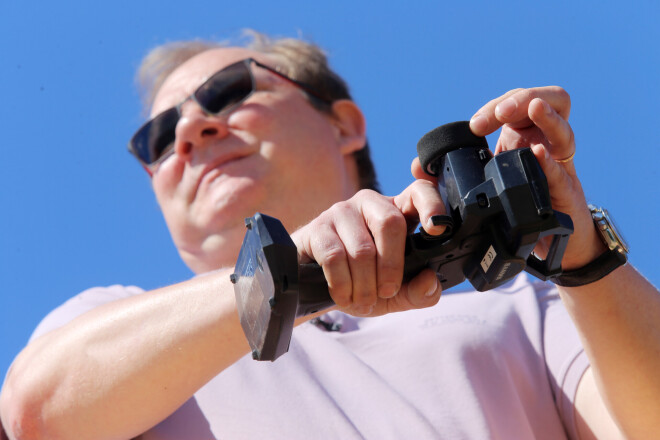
[173,100,230,160]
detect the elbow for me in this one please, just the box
[1,372,51,440]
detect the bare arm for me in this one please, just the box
[0,270,250,440]
[565,264,660,439]
[0,181,445,440]
[468,86,660,438]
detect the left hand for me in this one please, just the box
[415,86,605,269]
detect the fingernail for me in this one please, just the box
[360,305,374,315]
[470,114,487,133]
[379,283,398,299]
[542,99,553,115]
[425,277,438,297]
[496,98,516,118]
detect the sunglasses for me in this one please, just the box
[128,57,331,170]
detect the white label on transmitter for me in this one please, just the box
[480,245,496,273]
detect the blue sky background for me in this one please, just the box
[2,1,659,382]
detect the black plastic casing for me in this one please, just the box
[403,146,572,292]
[233,122,574,361]
[231,214,299,361]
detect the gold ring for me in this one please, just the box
[555,151,576,163]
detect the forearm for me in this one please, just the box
[559,264,660,437]
[0,269,250,440]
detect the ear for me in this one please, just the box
[328,99,367,155]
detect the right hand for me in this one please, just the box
[291,180,447,317]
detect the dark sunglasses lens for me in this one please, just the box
[132,107,179,165]
[194,62,254,114]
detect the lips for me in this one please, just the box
[203,151,251,177]
[191,148,255,199]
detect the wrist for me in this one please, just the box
[561,221,608,270]
[554,249,627,287]
[553,204,629,287]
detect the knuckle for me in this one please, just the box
[350,241,377,261]
[328,200,352,216]
[551,85,569,98]
[350,188,378,204]
[410,178,433,190]
[519,88,535,101]
[375,213,407,238]
[311,207,336,227]
[383,210,407,229]
[321,245,348,266]
[508,87,526,98]
[568,129,575,147]
[561,89,571,108]
[548,86,571,109]
[355,188,378,199]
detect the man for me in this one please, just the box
[1,32,659,439]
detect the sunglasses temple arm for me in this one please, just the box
[142,163,154,177]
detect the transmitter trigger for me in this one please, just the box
[420,215,454,241]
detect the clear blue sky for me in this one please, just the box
[2,1,659,381]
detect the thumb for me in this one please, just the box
[388,268,441,312]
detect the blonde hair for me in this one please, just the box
[136,30,379,191]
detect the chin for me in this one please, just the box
[200,174,268,217]
[177,225,247,274]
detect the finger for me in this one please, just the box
[530,143,578,204]
[386,269,441,312]
[470,88,524,136]
[494,87,571,127]
[300,220,353,308]
[530,142,605,270]
[331,200,379,312]
[360,197,407,299]
[411,157,439,184]
[471,86,571,136]
[528,98,575,163]
[394,179,447,236]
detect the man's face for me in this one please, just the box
[149,48,361,272]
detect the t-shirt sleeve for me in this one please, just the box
[535,280,590,440]
[30,285,145,342]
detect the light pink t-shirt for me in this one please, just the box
[31,275,588,439]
